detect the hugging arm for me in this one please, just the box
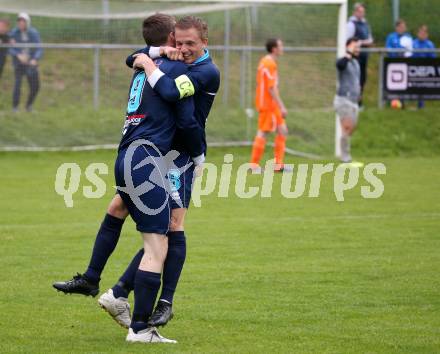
[126,48,203,102]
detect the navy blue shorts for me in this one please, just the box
[114,144,170,235]
[168,152,195,209]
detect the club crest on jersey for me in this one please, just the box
[168,169,182,192]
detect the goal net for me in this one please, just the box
[0,0,346,157]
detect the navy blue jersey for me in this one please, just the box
[126,48,220,154]
[119,57,204,157]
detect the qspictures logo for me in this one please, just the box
[54,141,386,213]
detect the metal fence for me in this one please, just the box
[1,43,439,154]
[1,43,439,109]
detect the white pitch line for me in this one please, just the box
[1,212,439,230]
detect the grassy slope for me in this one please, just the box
[0,148,439,353]
[0,45,438,157]
[354,108,440,157]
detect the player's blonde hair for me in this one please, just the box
[175,16,208,40]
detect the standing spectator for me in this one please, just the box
[0,19,10,79]
[334,37,361,164]
[386,19,413,58]
[346,2,373,107]
[413,25,436,109]
[9,13,42,112]
[413,25,436,58]
[386,19,412,109]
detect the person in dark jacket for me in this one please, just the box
[9,13,43,112]
[0,19,10,79]
[346,3,373,107]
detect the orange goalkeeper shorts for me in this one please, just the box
[257,108,284,132]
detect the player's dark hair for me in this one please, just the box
[142,13,176,46]
[265,38,280,53]
[346,36,359,47]
[175,16,208,40]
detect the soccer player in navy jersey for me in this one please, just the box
[54,13,205,344]
[53,15,220,336]
[113,13,211,343]
[99,16,220,329]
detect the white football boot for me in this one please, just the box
[98,289,131,328]
[126,327,177,344]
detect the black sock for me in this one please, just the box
[111,282,129,299]
[112,248,144,298]
[131,270,161,333]
[160,231,186,303]
[83,213,125,283]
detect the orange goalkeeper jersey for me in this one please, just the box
[255,54,278,112]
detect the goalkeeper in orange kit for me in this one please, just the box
[250,38,289,172]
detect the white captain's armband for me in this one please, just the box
[175,75,195,99]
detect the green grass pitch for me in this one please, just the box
[0,147,439,353]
